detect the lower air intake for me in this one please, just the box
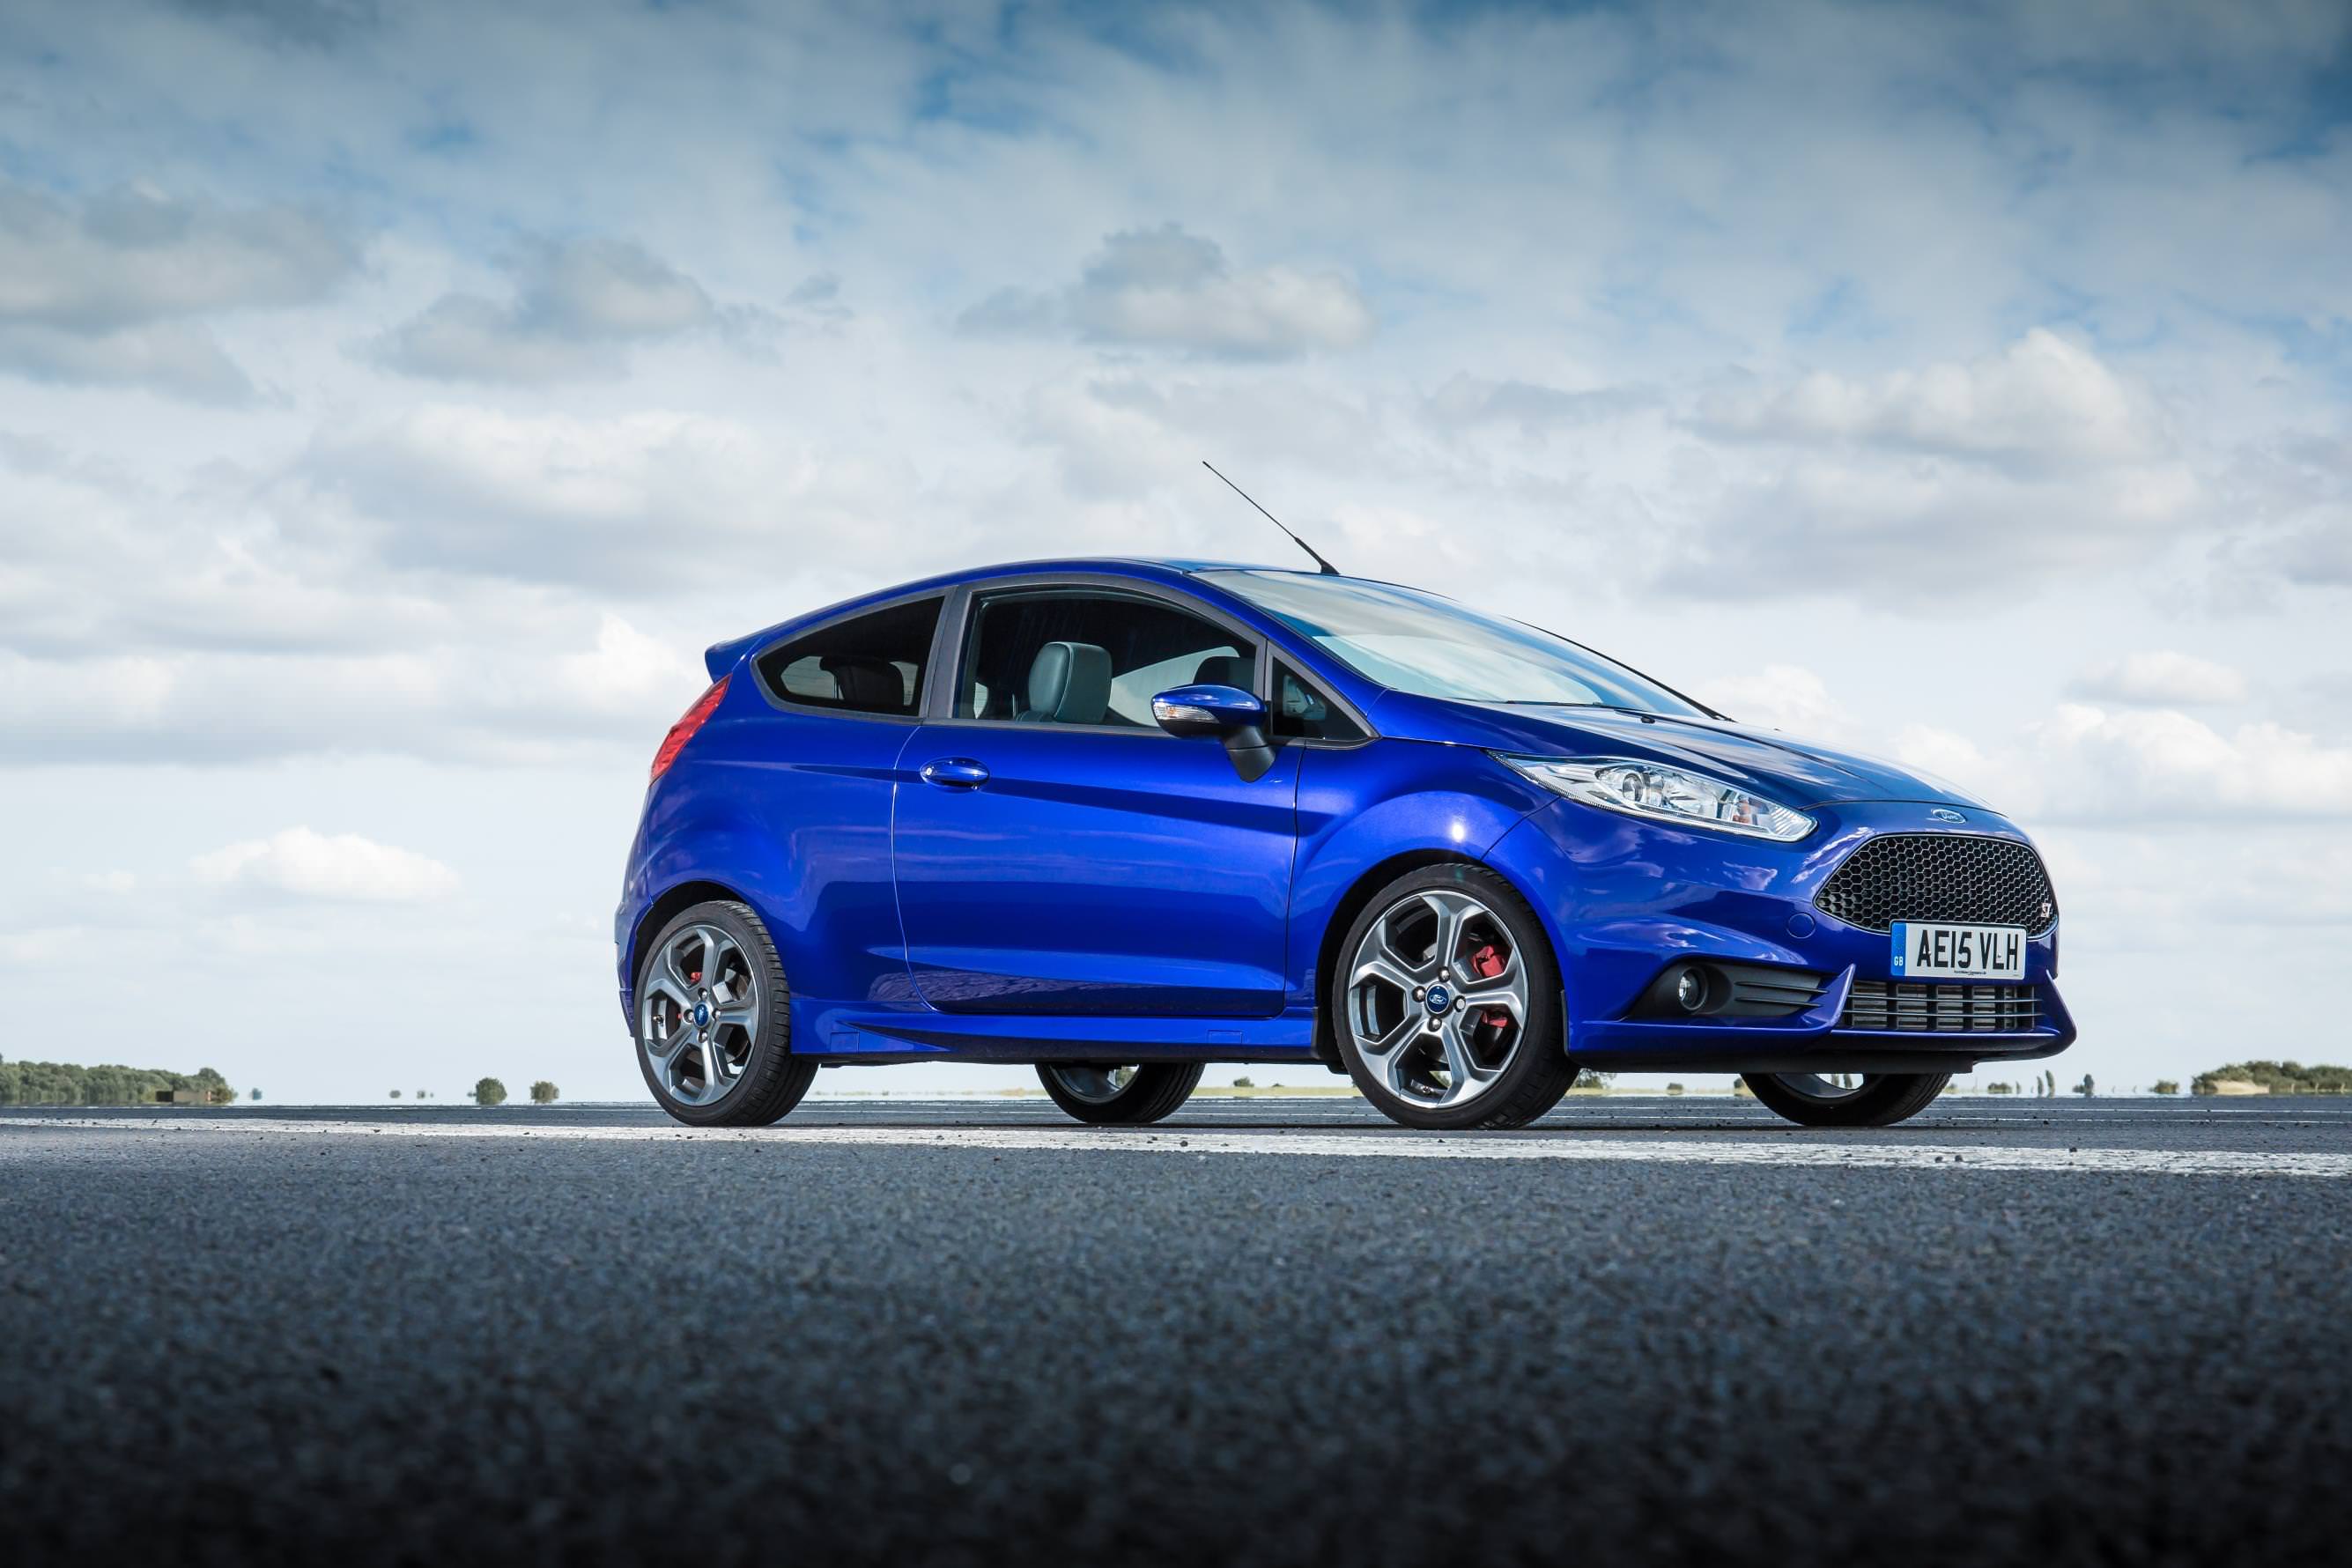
[1842,980,2039,1033]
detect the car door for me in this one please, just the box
[893,581,1301,1018]
[713,593,945,1011]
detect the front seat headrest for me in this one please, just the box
[821,655,906,712]
[1020,641,1113,724]
[1193,654,1253,690]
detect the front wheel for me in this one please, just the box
[1037,1063,1203,1126]
[1742,1071,1950,1128]
[1333,864,1573,1130]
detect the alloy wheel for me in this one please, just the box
[639,923,758,1106]
[1345,888,1531,1113]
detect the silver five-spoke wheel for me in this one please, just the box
[639,922,758,1107]
[1347,887,1531,1113]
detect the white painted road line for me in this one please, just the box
[6,1116,2349,1179]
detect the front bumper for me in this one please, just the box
[1486,797,2076,1075]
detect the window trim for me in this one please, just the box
[743,572,1382,744]
[747,588,951,724]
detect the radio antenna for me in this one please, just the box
[1202,461,1341,576]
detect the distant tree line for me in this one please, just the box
[2192,1061,2352,1096]
[0,1059,234,1106]
[1982,1070,2065,1096]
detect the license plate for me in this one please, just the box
[1890,921,2026,981]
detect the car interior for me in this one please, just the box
[961,592,1249,727]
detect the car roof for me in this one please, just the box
[704,558,1348,679]
[958,556,1287,578]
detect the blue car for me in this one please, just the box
[617,558,2072,1131]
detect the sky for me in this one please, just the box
[3,0,2349,1102]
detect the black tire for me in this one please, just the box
[634,899,815,1127]
[1331,863,1573,1131]
[1037,1062,1203,1126]
[1742,1071,1950,1128]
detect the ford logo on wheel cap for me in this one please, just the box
[1424,984,1453,1015]
[693,1002,711,1028]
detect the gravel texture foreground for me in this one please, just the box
[3,1098,2348,1566]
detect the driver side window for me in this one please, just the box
[958,590,1254,729]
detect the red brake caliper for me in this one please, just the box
[1468,943,1512,1033]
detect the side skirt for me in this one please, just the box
[799,1006,1320,1064]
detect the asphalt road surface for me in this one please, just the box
[5,1095,2349,1566]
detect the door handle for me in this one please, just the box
[919,757,990,789]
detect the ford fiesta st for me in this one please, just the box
[617,558,2072,1131]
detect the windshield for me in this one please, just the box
[1201,571,1707,715]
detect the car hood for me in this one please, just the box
[1369,694,1987,810]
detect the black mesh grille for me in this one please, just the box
[1842,980,2040,1033]
[1816,833,2056,935]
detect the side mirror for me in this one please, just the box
[1150,683,1266,738]
[1151,683,1277,783]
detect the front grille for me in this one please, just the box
[1841,980,2040,1033]
[1816,833,2056,935]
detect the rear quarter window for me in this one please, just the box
[752,595,943,717]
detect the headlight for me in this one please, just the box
[1497,755,1816,842]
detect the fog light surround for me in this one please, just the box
[1631,961,1832,1021]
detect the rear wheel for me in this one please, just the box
[1742,1071,1949,1128]
[634,900,815,1127]
[1333,864,1573,1130]
[1037,1062,1203,1126]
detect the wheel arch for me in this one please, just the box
[1308,849,1557,1067]
[626,878,753,999]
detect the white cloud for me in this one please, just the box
[298,404,919,593]
[1903,706,2352,824]
[0,179,353,396]
[1891,724,1999,796]
[1674,331,2207,603]
[0,180,354,329]
[0,320,254,401]
[0,435,486,661]
[963,225,1373,359]
[0,616,714,768]
[2206,841,2352,927]
[191,827,460,903]
[2068,650,2248,706]
[2030,706,2352,820]
[2032,830,2352,941]
[551,613,708,715]
[374,238,731,383]
[1696,329,2163,470]
[1422,374,1656,436]
[1693,663,1856,741]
